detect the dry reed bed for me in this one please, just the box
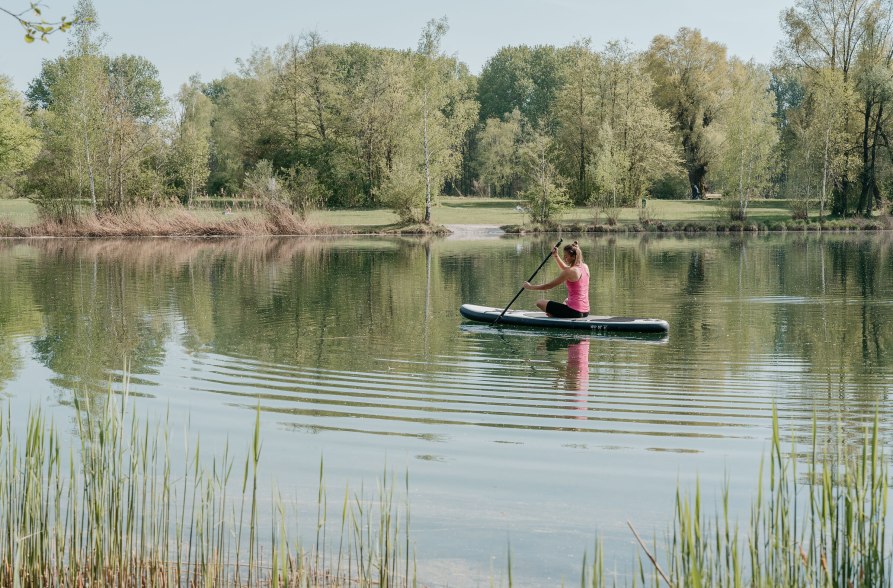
[0,205,342,238]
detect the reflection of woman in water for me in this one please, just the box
[565,340,590,418]
[544,337,591,419]
[522,241,590,318]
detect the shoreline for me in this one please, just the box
[1,198,890,239]
[3,219,890,239]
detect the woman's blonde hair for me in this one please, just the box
[563,241,583,267]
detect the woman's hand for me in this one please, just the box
[522,281,536,290]
[551,246,559,257]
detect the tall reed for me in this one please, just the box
[583,406,891,588]
[0,392,414,587]
[3,388,890,587]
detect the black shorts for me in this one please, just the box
[545,301,588,318]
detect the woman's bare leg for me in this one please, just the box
[535,300,551,316]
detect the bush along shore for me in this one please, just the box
[2,387,890,587]
[504,216,893,235]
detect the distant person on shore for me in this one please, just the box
[522,241,590,318]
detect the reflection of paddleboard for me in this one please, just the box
[460,304,670,334]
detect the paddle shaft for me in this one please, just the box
[492,238,563,325]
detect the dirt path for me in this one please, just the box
[443,224,505,239]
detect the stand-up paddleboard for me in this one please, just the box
[460,304,669,333]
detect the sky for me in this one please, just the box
[2,0,789,98]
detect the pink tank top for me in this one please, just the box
[564,264,590,313]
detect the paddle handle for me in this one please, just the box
[492,238,563,325]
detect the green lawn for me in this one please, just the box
[314,197,796,226]
[0,199,38,226]
[567,198,795,225]
[0,196,805,230]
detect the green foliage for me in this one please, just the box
[404,17,478,223]
[376,158,426,223]
[13,2,893,224]
[241,160,323,219]
[552,39,599,203]
[242,159,280,203]
[1,1,79,44]
[0,76,40,197]
[170,76,213,205]
[520,123,570,224]
[25,2,167,214]
[550,41,680,211]
[777,0,893,217]
[651,172,692,199]
[475,108,523,196]
[646,28,729,198]
[282,164,325,219]
[711,60,780,220]
[477,45,569,127]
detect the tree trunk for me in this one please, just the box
[423,92,432,225]
[857,98,873,215]
[866,101,883,216]
[577,84,586,203]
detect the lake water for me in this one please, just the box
[1,233,892,585]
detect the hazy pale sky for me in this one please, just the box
[2,0,788,98]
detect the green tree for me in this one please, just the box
[375,157,425,223]
[785,68,853,219]
[38,0,107,213]
[711,60,779,220]
[520,122,570,224]
[592,122,624,222]
[590,42,679,210]
[384,17,476,225]
[344,49,412,204]
[852,4,893,216]
[779,0,873,216]
[645,28,728,199]
[171,76,213,206]
[477,45,568,126]
[268,33,340,200]
[0,75,40,197]
[26,0,167,214]
[475,108,522,196]
[553,40,599,204]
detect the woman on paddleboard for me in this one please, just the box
[522,241,589,318]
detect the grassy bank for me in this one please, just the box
[1,197,890,237]
[3,388,889,586]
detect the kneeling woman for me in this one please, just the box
[522,241,589,318]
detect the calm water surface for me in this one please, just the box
[1,233,892,585]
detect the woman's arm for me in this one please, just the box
[523,268,575,291]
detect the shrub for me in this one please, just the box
[375,160,426,224]
[650,172,690,199]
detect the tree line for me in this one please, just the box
[2,0,893,224]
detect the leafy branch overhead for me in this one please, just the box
[1,2,82,43]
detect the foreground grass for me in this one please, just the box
[604,409,890,588]
[3,386,890,587]
[3,394,413,587]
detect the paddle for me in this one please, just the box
[492,238,562,326]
